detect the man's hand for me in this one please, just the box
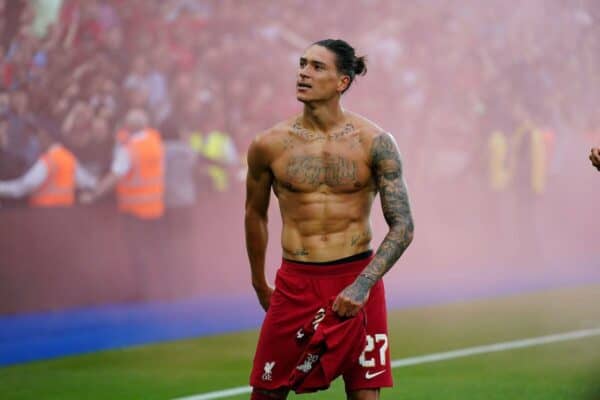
[332,275,373,318]
[254,283,274,312]
[590,147,600,171]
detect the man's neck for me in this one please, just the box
[301,99,345,132]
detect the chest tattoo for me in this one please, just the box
[286,155,358,187]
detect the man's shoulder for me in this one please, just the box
[347,112,387,139]
[347,111,384,136]
[250,115,298,149]
[265,115,299,137]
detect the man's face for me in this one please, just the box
[296,45,349,103]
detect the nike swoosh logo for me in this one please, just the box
[365,370,386,379]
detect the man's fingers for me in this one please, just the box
[334,298,350,317]
[337,301,348,316]
[334,299,360,318]
[332,296,341,312]
[347,305,359,317]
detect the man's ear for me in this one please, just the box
[338,75,351,93]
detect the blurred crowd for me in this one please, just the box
[0,0,599,213]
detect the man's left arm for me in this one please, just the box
[333,132,414,317]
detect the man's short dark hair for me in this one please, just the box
[313,39,367,93]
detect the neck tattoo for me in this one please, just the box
[291,119,356,142]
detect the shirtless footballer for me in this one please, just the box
[245,39,414,400]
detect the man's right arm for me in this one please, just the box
[245,136,274,311]
[0,159,48,198]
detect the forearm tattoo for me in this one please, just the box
[345,132,414,300]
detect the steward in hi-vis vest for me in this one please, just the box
[80,109,164,220]
[0,129,96,206]
[29,144,77,206]
[116,128,164,219]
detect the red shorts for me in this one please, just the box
[249,253,393,393]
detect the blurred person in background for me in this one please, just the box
[505,98,554,263]
[5,21,55,90]
[51,78,81,120]
[125,86,150,118]
[61,99,94,143]
[80,108,166,300]
[29,0,63,39]
[84,115,113,176]
[246,39,414,400]
[0,114,28,196]
[89,75,119,122]
[0,87,8,114]
[4,87,41,167]
[197,127,239,193]
[0,44,9,88]
[124,54,171,126]
[98,25,127,74]
[488,129,511,192]
[80,108,164,219]
[198,94,239,193]
[163,126,199,209]
[0,122,96,207]
[164,73,238,193]
[0,113,26,207]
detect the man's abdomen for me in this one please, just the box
[281,222,372,262]
[278,189,375,262]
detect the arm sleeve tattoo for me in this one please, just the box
[357,132,414,289]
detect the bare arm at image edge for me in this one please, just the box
[590,147,600,171]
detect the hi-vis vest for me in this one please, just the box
[531,129,555,194]
[488,130,510,191]
[116,129,165,219]
[198,130,234,192]
[30,145,76,207]
[512,125,554,195]
[202,131,230,162]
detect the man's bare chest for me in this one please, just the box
[270,124,373,193]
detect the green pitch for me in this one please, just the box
[2,285,600,400]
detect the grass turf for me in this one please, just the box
[2,284,599,400]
